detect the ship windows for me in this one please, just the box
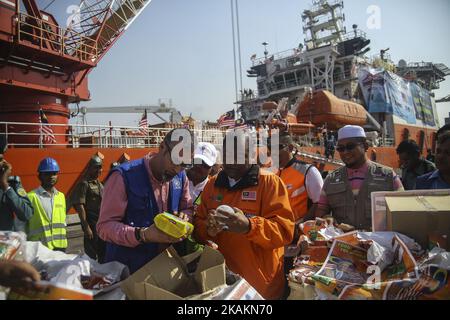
[402,128,410,141]
[431,132,437,152]
[274,75,284,90]
[285,73,296,88]
[294,70,309,86]
[418,130,425,154]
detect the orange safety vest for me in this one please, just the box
[276,158,312,222]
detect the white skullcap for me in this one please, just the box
[338,125,366,141]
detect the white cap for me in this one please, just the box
[194,142,218,167]
[338,125,367,141]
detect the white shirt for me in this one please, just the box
[275,163,324,204]
[34,186,58,221]
[304,166,323,203]
[188,178,209,201]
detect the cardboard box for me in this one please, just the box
[371,189,450,232]
[385,195,450,249]
[121,246,226,300]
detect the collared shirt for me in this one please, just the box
[188,178,208,202]
[0,185,33,231]
[72,178,103,222]
[34,186,58,221]
[416,170,450,190]
[97,153,192,248]
[401,159,436,190]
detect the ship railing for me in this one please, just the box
[378,138,395,147]
[305,0,344,13]
[16,13,98,63]
[333,68,354,82]
[263,77,311,95]
[341,29,367,41]
[0,121,227,149]
[239,91,258,102]
[252,48,304,66]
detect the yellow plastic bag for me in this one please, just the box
[154,212,194,239]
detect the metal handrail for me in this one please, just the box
[0,121,226,149]
[341,30,367,41]
[252,48,304,66]
[16,13,98,62]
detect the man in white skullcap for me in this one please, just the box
[315,125,403,231]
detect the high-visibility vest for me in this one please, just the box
[27,190,68,250]
[276,159,311,222]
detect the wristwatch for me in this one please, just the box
[135,227,144,244]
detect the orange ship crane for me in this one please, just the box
[0,0,151,146]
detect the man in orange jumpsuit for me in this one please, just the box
[193,131,294,300]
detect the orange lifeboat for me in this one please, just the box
[296,90,367,130]
[262,101,278,111]
[288,122,316,135]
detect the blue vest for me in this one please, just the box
[104,158,185,273]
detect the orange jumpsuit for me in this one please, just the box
[194,166,294,299]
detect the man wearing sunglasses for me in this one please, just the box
[315,125,403,231]
[270,132,324,275]
[273,132,324,223]
[97,129,194,274]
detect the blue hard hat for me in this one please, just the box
[38,157,60,173]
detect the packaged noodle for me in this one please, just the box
[154,212,194,239]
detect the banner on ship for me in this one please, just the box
[358,68,432,125]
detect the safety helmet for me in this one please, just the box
[37,157,60,173]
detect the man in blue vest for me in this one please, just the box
[97,129,194,273]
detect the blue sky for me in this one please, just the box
[37,0,450,127]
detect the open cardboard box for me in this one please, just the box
[121,246,226,300]
[371,189,450,232]
[385,194,450,249]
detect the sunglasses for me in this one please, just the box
[336,143,363,153]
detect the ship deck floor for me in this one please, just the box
[66,215,85,255]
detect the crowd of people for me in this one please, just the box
[0,123,449,299]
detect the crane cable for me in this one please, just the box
[235,0,243,96]
[43,0,56,11]
[230,0,244,119]
[230,0,239,108]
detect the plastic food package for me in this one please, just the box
[0,231,26,261]
[154,212,194,239]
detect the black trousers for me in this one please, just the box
[84,221,106,263]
